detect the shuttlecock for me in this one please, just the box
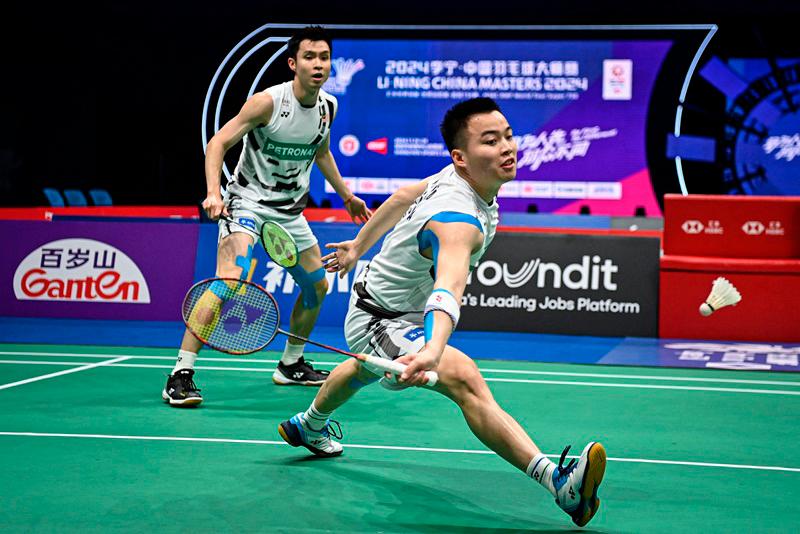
[699,277,742,316]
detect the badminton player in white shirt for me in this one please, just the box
[279,98,606,527]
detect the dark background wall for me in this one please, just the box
[3,1,799,207]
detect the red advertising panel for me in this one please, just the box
[663,194,800,258]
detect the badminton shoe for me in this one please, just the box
[272,357,330,386]
[553,442,606,527]
[162,369,203,406]
[278,413,343,457]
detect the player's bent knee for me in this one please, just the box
[314,277,329,299]
[441,357,488,403]
[288,264,326,309]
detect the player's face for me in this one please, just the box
[289,40,331,90]
[459,111,517,184]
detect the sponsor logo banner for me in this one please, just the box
[665,195,799,258]
[339,134,360,157]
[459,232,660,336]
[1,221,198,320]
[659,342,800,372]
[261,136,317,161]
[13,238,151,303]
[323,39,672,215]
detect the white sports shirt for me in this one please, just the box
[228,81,338,216]
[359,164,499,313]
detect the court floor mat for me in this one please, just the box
[1,343,799,533]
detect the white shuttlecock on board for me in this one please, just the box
[699,277,742,316]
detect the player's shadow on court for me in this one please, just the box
[268,456,604,533]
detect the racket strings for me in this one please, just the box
[183,280,280,354]
[261,222,298,268]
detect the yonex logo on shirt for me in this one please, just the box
[263,138,317,161]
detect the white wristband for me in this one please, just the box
[423,289,460,331]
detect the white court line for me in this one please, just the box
[485,377,800,396]
[0,356,130,391]
[477,368,800,387]
[0,431,798,473]
[2,350,799,387]
[1,360,799,395]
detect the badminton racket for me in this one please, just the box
[181,277,439,386]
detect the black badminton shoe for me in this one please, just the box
[162,369,203,406]
[272,357,330,386]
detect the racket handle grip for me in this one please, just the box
[361,355,439,387]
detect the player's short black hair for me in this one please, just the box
[287,26,332,59]
[440,97,502,152]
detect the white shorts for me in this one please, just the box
[344,290,426,364]
[218,193,318,253]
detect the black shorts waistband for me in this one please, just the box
[353,282,407,320]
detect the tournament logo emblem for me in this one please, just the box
[323,58,365,95]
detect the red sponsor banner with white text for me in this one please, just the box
[663,194,800,258]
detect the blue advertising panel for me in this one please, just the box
[317,39,673,215]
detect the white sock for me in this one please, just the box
[281,341,305,366]
[302,401,332,432]
[527,453,557,496]
[172,350,197,375]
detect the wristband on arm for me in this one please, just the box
[423,288,460,342]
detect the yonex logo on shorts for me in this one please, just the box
[236,217,257,231]
[404,328,424,341]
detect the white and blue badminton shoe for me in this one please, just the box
[278,413,343,458]
[553,442,607,527]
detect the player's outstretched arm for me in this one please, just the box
[202,93,274,219]
[322,178,430,276]
[397,219,483,386]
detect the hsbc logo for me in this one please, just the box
[681,220,703,234]
[682,219,723,235]
[766,221,785,235]
[742,221,765,235]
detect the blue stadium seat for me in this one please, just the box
[43,188,65,207]
[63,189,88,207]
[89,188,113,206]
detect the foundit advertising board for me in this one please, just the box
[320,39,672,215]
[459,232,660,336]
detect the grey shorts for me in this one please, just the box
[344,290,426,365]
[218,193,318,252]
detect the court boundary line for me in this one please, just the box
[1,360,800,395]
[1,431,798,473]
[1,350,799,387]
[0,356,130,391]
